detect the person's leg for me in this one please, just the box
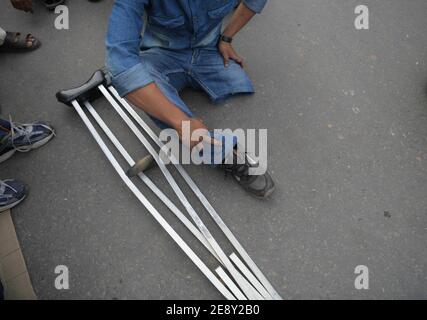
[121,48,237,165]
[191,48,255,103]
[132,48,194,129]
[0,27,6,47]
[191,48,275,199]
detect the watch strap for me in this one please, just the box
[220,35,233,43]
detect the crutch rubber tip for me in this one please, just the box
[127,155,156,177]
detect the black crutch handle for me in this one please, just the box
[56,69,110,106]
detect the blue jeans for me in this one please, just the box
[106,0,267,97]
[137,47,254,129]
[136,47,253,164]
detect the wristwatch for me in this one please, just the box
[220,34,233,44]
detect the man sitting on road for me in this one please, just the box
[106,0,275,199]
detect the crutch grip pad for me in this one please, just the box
[56,70,109,106]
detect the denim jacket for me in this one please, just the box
[106,0,267,97]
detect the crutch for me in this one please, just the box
[56,70,280,300]
[97,73,267,299]
[56,70,239,300]
[98,85,262,300]
[105,87,282,300]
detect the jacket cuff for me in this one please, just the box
[243,0,267,14]
[112,63,154,97]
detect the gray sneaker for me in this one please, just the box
[0,120,55,164]
[0,179,27,213]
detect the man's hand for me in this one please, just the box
[176,118,221,151]
[10,0,33,12]
[219,41,244,68]
[219,2,256,68]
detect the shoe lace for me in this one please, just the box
[9,115,54,152]
[0,180,17,196]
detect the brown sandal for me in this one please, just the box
[44,0,66,10]
[0,31,41,53]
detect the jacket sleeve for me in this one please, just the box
[243,0,268,14]
[106,0,153,97]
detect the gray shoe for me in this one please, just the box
[220,152,275,199]
[0,179,27,213]
[0,120,55,164]
[0,135,15,164]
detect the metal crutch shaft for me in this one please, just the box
[108,85,282,300]
[99,85,263,300]
[70,98,235,300]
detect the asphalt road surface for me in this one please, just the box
[0,0,426,299]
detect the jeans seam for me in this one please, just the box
[190,73,218,100]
